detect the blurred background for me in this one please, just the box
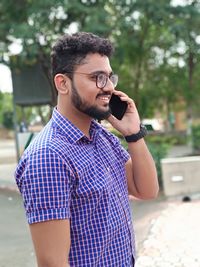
[1,0,200,163]
[0,0,200,266]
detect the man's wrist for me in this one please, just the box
[124,124,147,143]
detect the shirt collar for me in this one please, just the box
[52,108,102,144]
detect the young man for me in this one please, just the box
[15,32,159,267]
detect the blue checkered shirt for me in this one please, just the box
[15,108,135,266]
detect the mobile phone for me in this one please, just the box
[109,94,128,120]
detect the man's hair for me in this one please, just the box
[51,32,114,77]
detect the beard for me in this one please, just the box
[71,81,111,121]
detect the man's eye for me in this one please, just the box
[97,74,106,81]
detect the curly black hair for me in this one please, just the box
[51,32,114,78]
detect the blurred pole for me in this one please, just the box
[186,114,193,150]
[13,102,20,162]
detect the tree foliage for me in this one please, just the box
[0,92,14,128]
[1,0,200,123]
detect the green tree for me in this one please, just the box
[0,92,14,129]
[1,0,200,123]
[0,0,115,106]
[169,1,200,117]
[104,0,175,117]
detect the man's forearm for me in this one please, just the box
[128,138,159,199]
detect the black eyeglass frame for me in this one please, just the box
[64,71,118,89]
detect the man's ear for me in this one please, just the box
[54,74,70,95]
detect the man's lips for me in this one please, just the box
[97,95,111,104]
[97,94,111,101]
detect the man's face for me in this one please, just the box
[69,53,115,120]
[71,79,112,121]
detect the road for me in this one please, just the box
[0,190,36,267]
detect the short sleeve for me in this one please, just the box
[16,147,72,224]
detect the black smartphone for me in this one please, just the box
[109,94,128,120]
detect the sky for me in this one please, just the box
[0,64,13,93]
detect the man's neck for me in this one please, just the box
[57,105,92,138]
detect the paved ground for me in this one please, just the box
[135,199,200,267]
[1,138,200,267]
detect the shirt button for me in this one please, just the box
[118,192,122,197]
[107,167,110,171]
[128,220,131,225]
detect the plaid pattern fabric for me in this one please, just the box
[15,108,135,266]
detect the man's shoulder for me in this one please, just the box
[22,121,66,158]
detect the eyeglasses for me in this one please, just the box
[65,71,118,89]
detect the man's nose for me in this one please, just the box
[102,78,115,93]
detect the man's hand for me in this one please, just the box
[108,90,141,136]
[108,90,159,200]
